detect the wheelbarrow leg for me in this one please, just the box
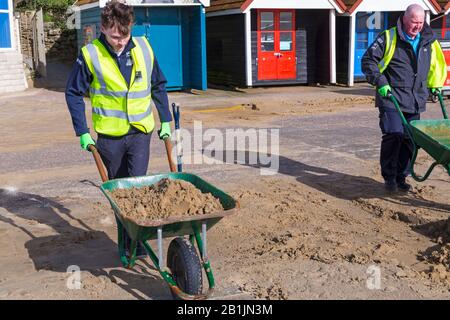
[127,240,138,268]
[193,223,215,290]
[116,217,130,268]
[157,227,165,269]
[410,146,440,182]
[115,217,137,268]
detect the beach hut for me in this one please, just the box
[338,0,441,86]
[0,0,26,93]
[77,0,209,91]
[205,0,346,87]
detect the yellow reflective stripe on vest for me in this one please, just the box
[378,27,397,73]
[132,37,153,99]
[427,39,448,88]
[92,104,152,122]
[84,43,128,97]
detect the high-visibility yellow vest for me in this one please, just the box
[377,27,447,88]
[81,37,155,137]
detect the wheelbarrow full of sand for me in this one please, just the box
[88,143,239,300]
[388,92,450,181]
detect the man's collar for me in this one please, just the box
[403,30,421,41]
[99,33,136,56]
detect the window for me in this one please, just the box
[279,12,292,31]
[0,0,11,49]
[280,32,292,51]
[442,16,450,40]
[260,32,274,51]
[260,12,274,31]
[356,32,368,50]
[0,0,8,10]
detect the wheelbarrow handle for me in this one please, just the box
[87,144,108,182]
[435,91,449,119]
[387,93,410,127]
[162,137,177,173]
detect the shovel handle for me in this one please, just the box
[88,144,108,182]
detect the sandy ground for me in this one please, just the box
[0,81,449,300]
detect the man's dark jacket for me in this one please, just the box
[362,16,437,114]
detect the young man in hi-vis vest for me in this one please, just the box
[65,0,172,257]
[362,4,447,193]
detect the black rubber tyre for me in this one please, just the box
[167,237,203,298]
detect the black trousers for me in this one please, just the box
[379,109,420,182]
[97,130,152,256]
[96,130,152,179]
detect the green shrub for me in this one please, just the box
[17,0,75,29]
[16,0,74,12]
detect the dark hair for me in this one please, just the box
[101,1,134,35]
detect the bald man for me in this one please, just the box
[362,4,446,192]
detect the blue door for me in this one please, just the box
[0,0,11,49]
[133,8,183,89]
[354,12,387,79]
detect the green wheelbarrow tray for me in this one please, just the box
[389,93,450,181]
[410,119,450,166]
[99,172,239,300]
[409,119,450,180]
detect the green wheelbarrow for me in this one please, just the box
[389,92,450,181]
[88,145,239,300]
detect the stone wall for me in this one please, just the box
[44,22,77,62]
[19,11,78,65]
[19,11,34,63]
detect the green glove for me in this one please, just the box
[431,88,441,94]
[80,133,95,151]
[377,84,392,97]
[159,122,171,139]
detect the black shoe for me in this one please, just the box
[384,180,398,192]
[397,180,411,192]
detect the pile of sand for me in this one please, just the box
[420,218,450,284]
[109,178,224,222]
[424,244,450,284]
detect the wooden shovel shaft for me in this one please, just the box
[88,144,108,182]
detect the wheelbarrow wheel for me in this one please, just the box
[167,237,203,298]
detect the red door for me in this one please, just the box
[441,16,450,88]
[257,10,296,81]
